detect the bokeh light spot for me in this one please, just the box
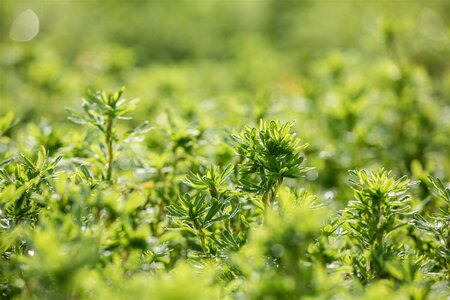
[10,9,40,42]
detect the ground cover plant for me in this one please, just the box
[1,1,450,299]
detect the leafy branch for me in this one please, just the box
[0,146,61,226]
[339,168,414,284]
[65,87,151,182]
[232,120,311,208]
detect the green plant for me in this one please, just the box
[65,87,151,182]
[167,193,239,255]
[2,2,450,298]
[0,146,61,227]
[412,176,449,280]
[234,187,339,300]
[232,120,311,208]
[167,165,242,257]
[183,164,234,199]
[338,168,414,284]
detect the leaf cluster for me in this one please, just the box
[232,120,310,205]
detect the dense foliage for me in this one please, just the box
[1,1,449,299]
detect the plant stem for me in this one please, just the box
[105,116,114,182]
[263,177,284,209]
[193,219,208,254]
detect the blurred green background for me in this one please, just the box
[1,0,449,197]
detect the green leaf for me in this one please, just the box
[204,200,223,223]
